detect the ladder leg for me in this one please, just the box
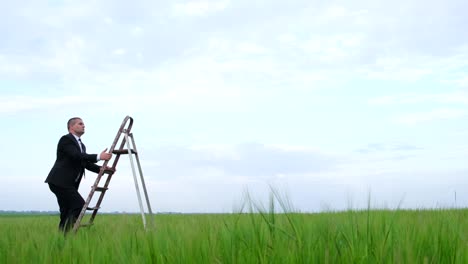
[124,132,147,229]
[129,133,155,228]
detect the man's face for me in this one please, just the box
[70,119,85,136]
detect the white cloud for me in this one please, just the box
[144,143,337,179]
[237,42,268,54]
[357,142,422,154]
[359,46,468,82]
[113,48,127,55]
[173,0,230,16]
[0,54,29,75]
[395,108,467,125]
[369,92,468,105]
[322,5,348,19]
[359,57,434,82]
[0,96,114,114]
[452,75,468,88]
[104,17,113,25]
[277,34,296,44]
[19,1,99,28]
[0,35,88,77]
[131,26,144,36]
[0,66,245,114]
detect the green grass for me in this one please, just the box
[1,200,468,263]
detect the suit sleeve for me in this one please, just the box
[59,136,99,163]
[86,162,101,173]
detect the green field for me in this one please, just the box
[0,191,468,263]
[1,200,467,263]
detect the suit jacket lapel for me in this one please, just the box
[68,133,86,179]
[68,133,82,152]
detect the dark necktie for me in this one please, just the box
[78,138,85,153]
[77,138,86,182]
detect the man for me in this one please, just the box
[45,117,112,233]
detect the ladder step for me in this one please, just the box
[103,167,115,174]
[113,149,137,155]
[94,187,108,192]
[86,206,100,211]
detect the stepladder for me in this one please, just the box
[73,116,154,233]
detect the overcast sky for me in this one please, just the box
[1,0,468,213]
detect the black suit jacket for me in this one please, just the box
[45,133,101,188]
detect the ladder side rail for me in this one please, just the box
[87,134,130,224]
[124,132,148,229]
[129,133,155,228]
[106,115,134,170]
[89,157,121,223]
[110,135,129,169]
[73,162,110,233]
[88,185,108,222]
[108,116,133,156]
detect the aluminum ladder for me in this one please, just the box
[73,115,154,233]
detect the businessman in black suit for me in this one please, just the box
[45,117,112,233]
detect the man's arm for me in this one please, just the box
[85,162,101,173]
[85,148,113,173]
[59,136,98,162]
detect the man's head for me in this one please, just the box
[68,117,85,136]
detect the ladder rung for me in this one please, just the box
[113,149,137,155]
[86,206,100,211]
[94,187,108,192]
[103,168,115,174]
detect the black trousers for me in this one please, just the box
[48,183,85,233]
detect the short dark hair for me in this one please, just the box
[67,117,81,130]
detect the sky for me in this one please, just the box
[1,0,468,213]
